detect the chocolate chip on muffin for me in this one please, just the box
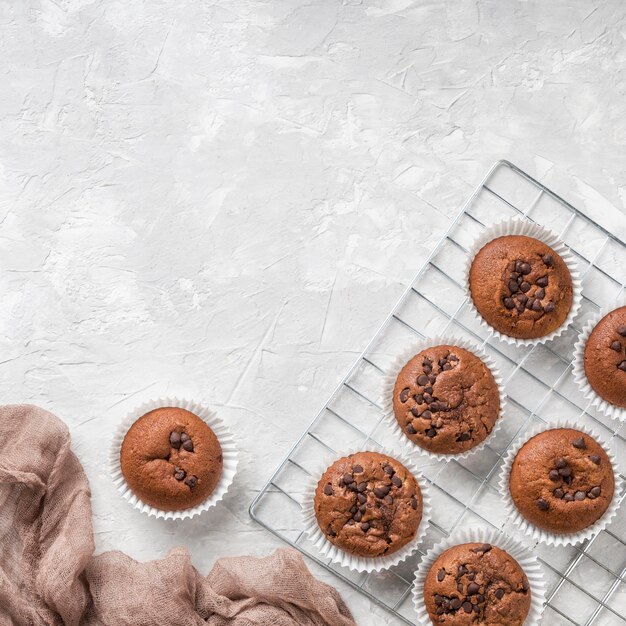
[120,407,223,511]
[393,345,500,454]
[469,235,573,339]
[509,428,614,533]
[314,451,422,558]
[584,306,626,408]
[424,543,531,625]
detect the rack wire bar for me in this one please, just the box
[249,161,626,625]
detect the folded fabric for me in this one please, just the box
[0,404,356,626]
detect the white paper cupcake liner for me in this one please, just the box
[498,419,623,546]
[301,446,432,573]
[380,335,506,462]
[572,303,626,423]
[464,217,582,347]
[412,526,546,626]
[110,397,238,520]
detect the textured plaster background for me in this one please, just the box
[1,1,625,624]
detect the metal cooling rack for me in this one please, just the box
[249,161,626,625]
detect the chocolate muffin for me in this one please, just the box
[424,542,531,625]
[392,345,500,455]
[314,451,422,558]
[469,235,573,339]
[120,407,223,511]
[584,306,626,408]
[509,428,614,534]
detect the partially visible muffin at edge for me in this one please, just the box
[393,344,500,455]
[469,234,573,339]
[424,542,531,626]
[120,407,223,511]
[584,306,626,408]
[509,428,614,534]
[314,451,422,558]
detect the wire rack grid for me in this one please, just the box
[249,160,626,625]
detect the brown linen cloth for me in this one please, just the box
[0,404,356,626]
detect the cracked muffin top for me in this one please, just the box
[509,428,614,534]
[392,344,500,455]
[424,542,531,625]
[314,451,422,558]
[469,234,573,339]
[120,407,222,511]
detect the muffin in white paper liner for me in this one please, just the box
[572,303,626,423]
[464,217,582,347]
[380,335,506,462]
[412,526,546,626]
[301,446,432,573]
[498,419,623,546]
[110,397,238,520]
